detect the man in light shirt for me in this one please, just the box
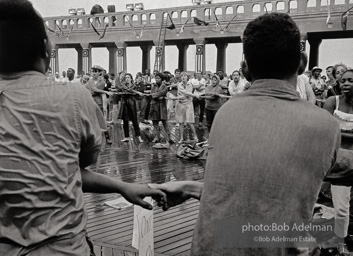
[296,52,316,104]
[217,70,229,105]
[66,68,81,83]
[228,70,245,96]
[191,72,206,126]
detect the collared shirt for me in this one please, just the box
[191,79,341,256]
[228,79,246,95]
[0,71,104,247]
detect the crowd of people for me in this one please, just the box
[48,59,350,147]
[47,64,255,145]
[2,0,353,255]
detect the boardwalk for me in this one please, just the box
[85,122,207,256]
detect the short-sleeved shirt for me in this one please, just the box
[0,71,105,247]
[191,79,341,256]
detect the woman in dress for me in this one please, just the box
[174,72,198,143]
[117,73,143,143]
[148,72,172,144]
[324,69,353,244]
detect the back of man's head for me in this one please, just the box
[0,0,48,73]
[243,13,301,80]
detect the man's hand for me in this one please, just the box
[120,184,166,210]
[148,181,203,211]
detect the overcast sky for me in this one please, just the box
[30,0,353,75]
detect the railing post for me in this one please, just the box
[297,0,307,13]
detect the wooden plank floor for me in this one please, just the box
[85,120,207,256]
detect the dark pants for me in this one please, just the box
[141,97,151,120]
[193,97,205,123]
[122,103,140,138]
[205,108,218,133]
[136,99,143,122]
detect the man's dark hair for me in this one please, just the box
[155,72,166,82]
[326,66,333,71]
[0,0,48,73]
[243,13,301,80]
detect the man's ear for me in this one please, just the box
[241,60,252,82]
[297,51,308,76]
[43,39,52,72]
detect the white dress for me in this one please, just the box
[175,82,195,123]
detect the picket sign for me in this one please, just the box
[132,197,154,256]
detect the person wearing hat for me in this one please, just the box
[85,65,113,144]
[310,66,327,107]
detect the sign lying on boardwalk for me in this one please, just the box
[132,197,154,256]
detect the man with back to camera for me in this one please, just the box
[150,13,353,255]
[0,1,166,255]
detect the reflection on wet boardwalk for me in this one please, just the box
[85,122,207,256]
